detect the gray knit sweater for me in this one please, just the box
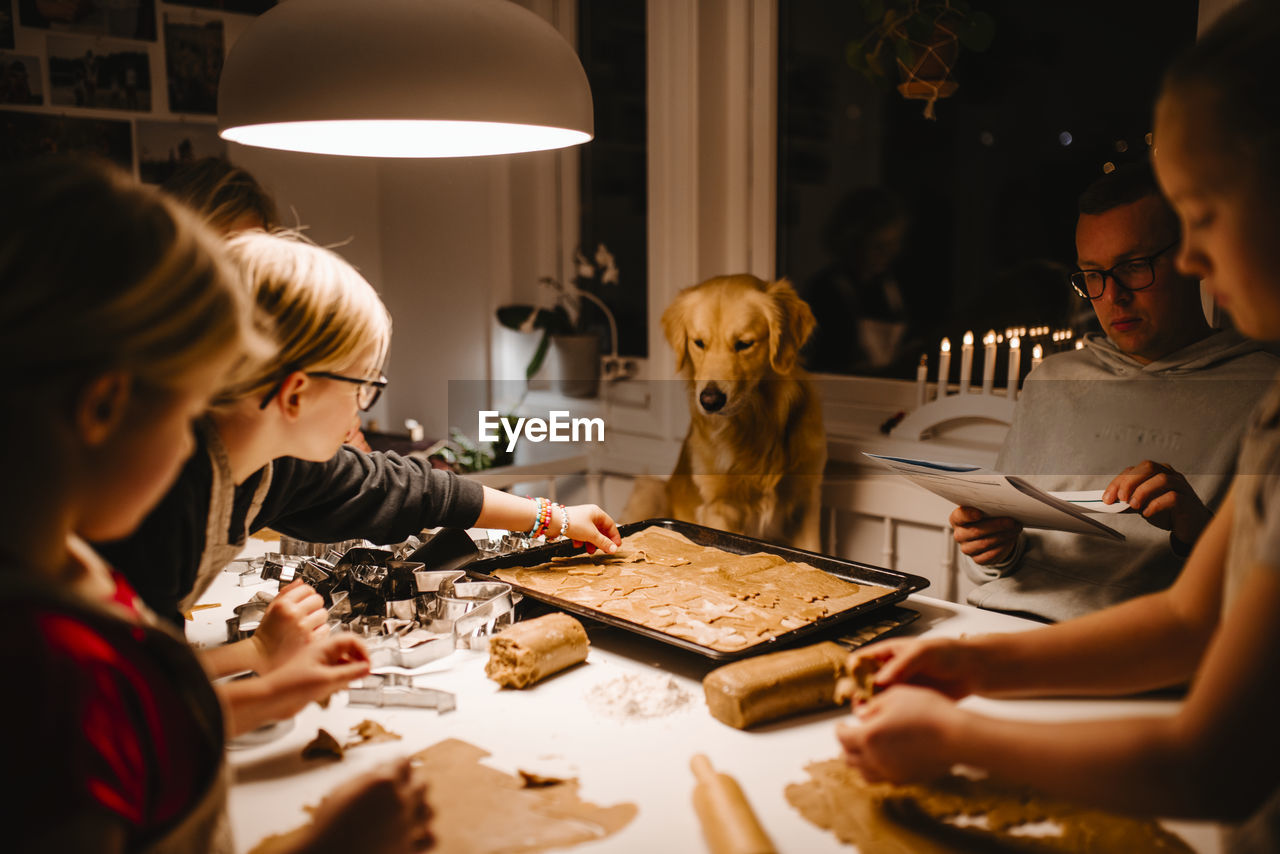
[964,330,1280,621]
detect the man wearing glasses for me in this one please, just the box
[952,163,1279,622]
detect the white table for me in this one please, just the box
[189,542,1226,854]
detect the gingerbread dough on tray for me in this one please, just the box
[493,527,883,653]
[486,612,589,689]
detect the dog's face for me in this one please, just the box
[662,275,815,417]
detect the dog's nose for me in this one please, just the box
[699,386,727,412]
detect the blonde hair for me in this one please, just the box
[218,230,392,404]
[0,157,256,401]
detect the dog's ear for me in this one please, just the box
[766,278,816,374]
[662,289,694,375]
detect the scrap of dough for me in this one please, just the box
[519,769,572,788]
[348,719,402,746]
[703,642,850,729]
[250,738,636,854]
[301,729,344,761]
[486,612,590,689]
[786,758,1193,854]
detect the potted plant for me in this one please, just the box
[496,244,622,399]
[425,426,514,472]
[846,0,994,119]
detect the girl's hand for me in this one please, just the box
[251,579,329,673]
[837,685,966,784]
[259,633,370,722]
[562,504,622,554]
[305,758,433,853]
[850,636,983,701]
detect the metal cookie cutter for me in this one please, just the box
[224,554,269,588]
[364,620,455,669]
[260,553,302,583]
[438,581,519,649]
[382,560,427,621]
[347,674,456,713]
[225,591,276,642]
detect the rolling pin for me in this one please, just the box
[690,754,777,854]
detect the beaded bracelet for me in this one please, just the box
[535,501,553,538]
[526,496,551,538]
[556,503,569,541]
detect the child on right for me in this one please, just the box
[838,2,1280,848]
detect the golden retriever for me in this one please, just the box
[629,274,826,551]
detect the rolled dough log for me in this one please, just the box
[702,641,849,729]
[486,612,589,689]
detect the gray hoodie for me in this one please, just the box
[964,329,1280,621]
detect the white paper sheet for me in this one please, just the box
[864,453,1125,540]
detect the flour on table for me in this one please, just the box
[585,673,693,720]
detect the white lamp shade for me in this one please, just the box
[218,0,594,158]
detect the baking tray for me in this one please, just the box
[462,518,930,661]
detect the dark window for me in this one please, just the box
[578,0,648,358]
[778,1,1198,377]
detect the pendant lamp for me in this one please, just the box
[217,0,594,158]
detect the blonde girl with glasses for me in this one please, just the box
[0,158,431,853]
[99,229,621,636]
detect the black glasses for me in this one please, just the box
[1070,240,1180,300]
[258,370,388,411]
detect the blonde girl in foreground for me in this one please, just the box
[0,157,431,853]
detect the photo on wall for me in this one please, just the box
[0,53,43,105]
[166,0,275,12]
[164,15,222,115]
[48,35,151,111]
[0,4,14,50]
[137,119,224,184]
[0,108,132,168]
[18,0,157,41]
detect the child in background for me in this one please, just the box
[162,155,280,234]
[0,157,430,852]
[838,2,1280,848]
[97,228,621,628]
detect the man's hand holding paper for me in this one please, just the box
[949,506,1023,566]
[1103,459,1212,549]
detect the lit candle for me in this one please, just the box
[1031,343,1043,371]
[916,354,928,408]
[937,337,951,399]
[1075,338,1084,350]
[1007,336,1021,401]
[981,330,997,395]
[959,331,974,394]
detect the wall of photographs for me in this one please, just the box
[0,0,272,184]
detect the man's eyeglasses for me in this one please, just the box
[258,370,388,411]
[1069,240,1180,300]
